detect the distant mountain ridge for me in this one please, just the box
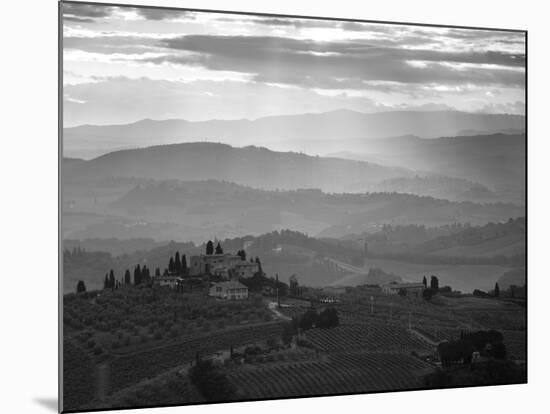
[63,109,525,159]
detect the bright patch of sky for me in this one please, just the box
[62,3,525,126]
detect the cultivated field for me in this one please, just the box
[63,282,526,410]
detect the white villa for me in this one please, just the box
[153,275,184,289]
[209,280,249,300]
[382,282,425,297]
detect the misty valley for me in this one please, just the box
[62,118,526,410]
[60,5,526,409]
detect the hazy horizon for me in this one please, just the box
[65,107,525,129]
[63,3,525,129]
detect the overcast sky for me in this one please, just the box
[62,3,526,127]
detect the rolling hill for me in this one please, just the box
[62,174,525,243]
[63,142,412,194]
[331,133,526,202]
[63,110,525,159]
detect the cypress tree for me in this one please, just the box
[206,240,214,255]
[109,269,115,290]
[494,282,500,298]
[430,275,439,291]
[181,255,187,276]
[76,280,87,294]
[134,265,141,285]
[124,269,131,284]
[168,257,175,274]
[215,242,223,254]
[175,252,182,275]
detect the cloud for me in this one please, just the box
[63,16,96,23]
[61,9,526,124]
[149,35,525,89]
[63,35,160,55]
[133,7,195,21]
[62,3,116,20]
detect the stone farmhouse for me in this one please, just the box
[189,253,259,279]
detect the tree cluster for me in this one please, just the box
[205,240,224,255]
[286,307,340,334]
[167,251,188,276]
[438,330,507,369]
[133,264,151,285]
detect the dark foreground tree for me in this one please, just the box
[215,242,223,255]
[76,280,86,294]
[299,309,319,331]
[317,308,339,329]
[281,321,297,345]
[494,283,500,298]
[422,275,428,288]
[423,288,435,300]
[189,360,235,401]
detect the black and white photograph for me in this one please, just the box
[60,1,526,412]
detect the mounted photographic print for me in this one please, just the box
[60,1,527,412]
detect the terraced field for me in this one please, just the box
[109,322,285,394]
[305,323,433,354]
[227,352,432,399]
[63,321,285,411]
